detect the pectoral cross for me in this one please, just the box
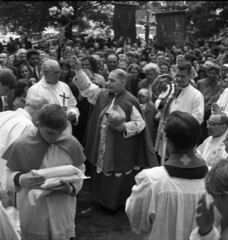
[60,92,69,107]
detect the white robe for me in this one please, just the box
[197,131,228,167]
[190,226,220,240]
[169,84,204,124]
[0,108,35,189]
[217,88,228,115]
[125,166,208,240]
[26,78,80,133]
[7,144,85,240]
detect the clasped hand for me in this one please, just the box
[110,122,126,132]
[46,180,72,196]
[20,172,45,189]
[211,102,223,114]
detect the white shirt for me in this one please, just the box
[169,84,204,124]
[26,78,80,133]
[0,108,35,189]
[197,131,228,167]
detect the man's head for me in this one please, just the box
[165,111,201,151]
[138,88,149,104]
[107,69,127,94]
[27,49,39,67]
[206,63,220,82]
[0,53,8,66]
[0,69,17,96]
[107,54,119,72]
[37,104,68,143]
[157,54,165,65]
[159,61,170,75]
[176,54,184,66]
[176,62,192,88]
[25,97,49,124]
[221,64,228,79]
[18,49,27,62]
[207,114,228,138]
[41,59,61,84]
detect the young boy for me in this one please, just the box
[138,88,158,146]
[3,104,86,240]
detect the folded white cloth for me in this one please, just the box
[28,165,89,206]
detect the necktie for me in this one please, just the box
[33,67,38,80]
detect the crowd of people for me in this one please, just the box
[1,34,228,239]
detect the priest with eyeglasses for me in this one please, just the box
[26,59,79,133]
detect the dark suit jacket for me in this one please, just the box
[143,102,158,146]
[27,65,41,82]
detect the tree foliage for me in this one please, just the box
[0,1,113,36]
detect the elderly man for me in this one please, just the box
[0,97,48,189]
[26,59,79,134]
[197,113,228,168]
[102,54,119,81]
[73,56,158,210]
[169,62,204,124]
[14,48,27,68]
[126,111,208,240]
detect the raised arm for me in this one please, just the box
[73,56,100,105]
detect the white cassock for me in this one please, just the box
[0,108,35,189]
[26,78,80,133]
[197,130,228,167]
[217,88,228,115]
[169,84,204,124]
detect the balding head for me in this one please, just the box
[41,60,61,84]
[207,113,228,138]
[25,97,49,125]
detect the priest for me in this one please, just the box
[0,97,48,190]
[26,59,80,133]
[73,56,158,210]
[2,104,86,240]
[197,113,228,167]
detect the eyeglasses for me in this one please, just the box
[44,71,61,75]
[206,120,225,126]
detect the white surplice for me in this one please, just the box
[197,131,228,167]
[7,144,85,240]
[26,78,79,133]
[0,108,35,189]
[217,88,228,115]
[125,166,207,240]
[169,84,204,124]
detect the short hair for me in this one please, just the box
[107,53,119,61]
[176,54,184,60]
[15,79,31,97]
[17,48,27,56]
[177,62,192,75]
[138,88,149,97]
[143,63,160,75]
[26,49,39,60]
[81,55,98,73]
[119,54,129,63]
[206,63,220,74]
[0,69,17,89]
[38,104,67,130]
[25,97,49,110]
[205,159,228,197]
[211,113,228,126]
[165,111,201,150]
[110,69,128,83]
[126,51,134,58]
[127,64,141,74]
[159,61,170,71]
